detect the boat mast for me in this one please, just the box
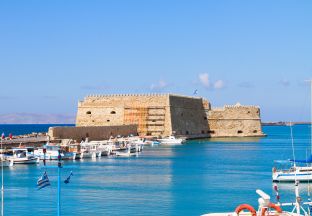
[1,138,3,216]
[305,80,312,154]
[290,123,296,168]
[310,80,312,155]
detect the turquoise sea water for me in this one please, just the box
[1,124,312,215]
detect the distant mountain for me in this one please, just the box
[0,113,75,124]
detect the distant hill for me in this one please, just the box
[262,121,311,126]
[0,113,75,124]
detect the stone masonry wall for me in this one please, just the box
[76,94,171,136]
[207,104,263,137]
[48,125,138,142]
[75,94,264,138]
[169,95,209,137]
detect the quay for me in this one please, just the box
[0,136,48,148]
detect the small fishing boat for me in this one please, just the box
[67,143,82,160]
[115,147,137,157]
[80,142,97,159]
[9,148,39,164]
[34,144,74,160]
[157,136,184,145]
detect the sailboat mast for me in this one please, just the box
[290,123,296,168]
[310,80,312,155]
[1,138,3,216]
[306,80,312,154]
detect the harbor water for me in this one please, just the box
[1,124,311,215]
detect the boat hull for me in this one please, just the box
[272,171,312,182]
[11,157,39,164]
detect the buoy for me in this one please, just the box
[261,202,282,216]
[235,204,257,216]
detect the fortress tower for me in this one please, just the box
[75,93,264,138]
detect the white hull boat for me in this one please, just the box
[202,187,311,216]
[10,148,39,165]
[115,151,137,157]
[273,81,312,183]
[80,151,93,159]
[34,145,74,160]
[158,136,184,145]
[10,157,39,164]
[272,166,312,182]
[115,147,138,157]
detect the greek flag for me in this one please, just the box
[64,171,73,184]
[37,171,51,190]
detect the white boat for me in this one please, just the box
[9,148,39,164]
[34,144,74,160]
[80,141,99,159]
[115,147,137,157]
[202,186,311,216]
[272,160,312,182]
[273,81,312,183]
[157,136,184,145]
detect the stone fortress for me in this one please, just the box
[75,93,264,138]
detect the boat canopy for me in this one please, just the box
[290,155,312,163]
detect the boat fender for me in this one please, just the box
[234,204,256,216]
[261,202,282,216]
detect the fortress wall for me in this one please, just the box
[76,94,169,127]
[76,106,125,126]
[76,94,171,136]
[48,125,138,142]
[207,105,263,137]
[75,94,264,138]
[169,95,209,136]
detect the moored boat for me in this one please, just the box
[202,186,310,216]
[157,135,184,145]
[273,81,312,183]
[9,147,39,164]
[34,144,74,160]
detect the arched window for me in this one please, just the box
[253,130,257,133]
[237,130,243,134]
[86,111,91,115]
[107,119,110,122]
[110,111,116,114]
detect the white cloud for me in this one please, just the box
[214,80,225,89]
[198,73,210,88]
[150,80,168,91]
[280,79,290,87]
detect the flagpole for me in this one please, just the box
[57,148,61,216]
[1,136,3,216]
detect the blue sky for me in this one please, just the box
[0,0,311,122]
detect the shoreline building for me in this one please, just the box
[75,93,264,138]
